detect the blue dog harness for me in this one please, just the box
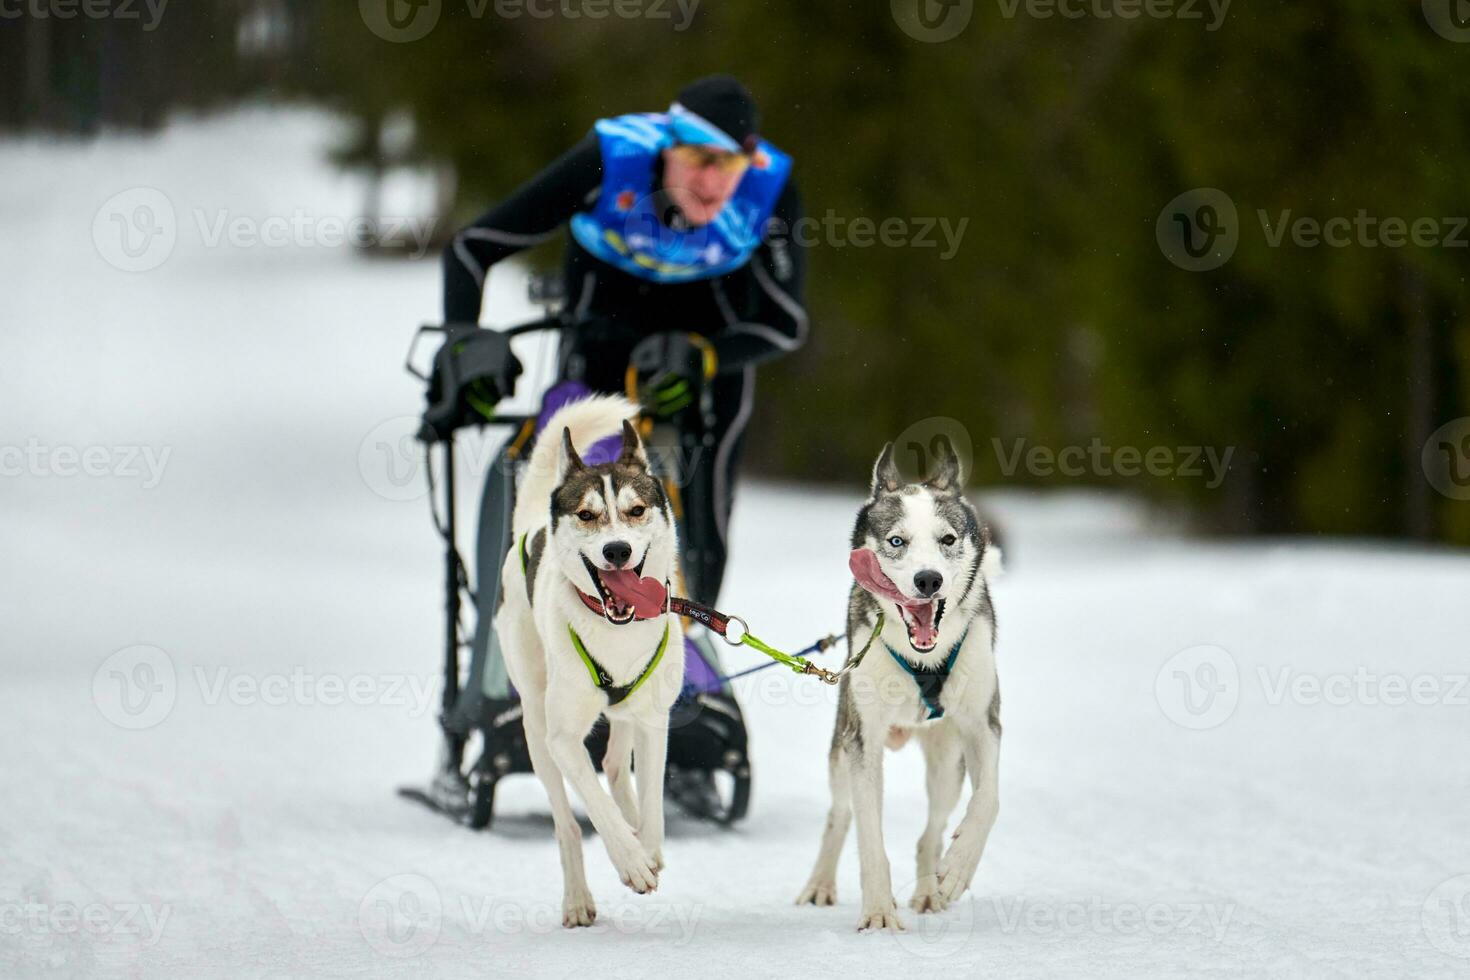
[884,628,970,720]
[569,111,792,284]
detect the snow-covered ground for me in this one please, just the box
[3,110,1469,979]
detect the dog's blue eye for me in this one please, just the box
[888,536,905,548]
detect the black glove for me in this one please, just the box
[630,333,709,420]
[420,325,523,441]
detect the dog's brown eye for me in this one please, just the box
[577,509,596,522]
[941,534,957,547]
[628,505,646,518]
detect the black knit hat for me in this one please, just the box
[674,75,762,149]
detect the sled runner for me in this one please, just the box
[399,283,753,827]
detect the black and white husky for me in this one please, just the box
[496,394,685,928]
[797,440,1003,931]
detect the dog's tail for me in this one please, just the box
[981,525,1004,582]
[512,393,640,536]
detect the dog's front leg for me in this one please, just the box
[912,725,965,913]
[520,698,598,927]
[936,720,1000,904]
[849,719,903,931]
[547,705,660,895]
[604,720,640,829]
[632,717,668,872]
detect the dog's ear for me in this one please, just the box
[558,426,585,481]
[871,441,902,495]
[924,434,964,492]
[617,418,648,469]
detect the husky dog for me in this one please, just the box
[496,394,685,928]
[796,439,1003,931]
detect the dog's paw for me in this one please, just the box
[644,847,665,874]
[936,836,982,903]
[909,878,948,914]
[856,903,905,932]
[795,880,837,906]
[607,836,660,894]
[562,895,597,928]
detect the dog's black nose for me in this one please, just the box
[914,570,943,597]
[603,541,633,568]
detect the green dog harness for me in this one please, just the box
[567,622,669,706]
[522,532,669,704]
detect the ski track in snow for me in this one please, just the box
[3,109,1470,978]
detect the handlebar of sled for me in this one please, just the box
[403,314,568,384]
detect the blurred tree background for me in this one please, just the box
[6,0,1468,542]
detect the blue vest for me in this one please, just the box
[569,113,792,284]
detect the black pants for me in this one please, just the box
[558,319,751,607]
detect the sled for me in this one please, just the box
[398,285,753,828]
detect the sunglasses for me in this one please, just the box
[668,143,751,175]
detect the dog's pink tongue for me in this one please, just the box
[599,569,668,618]
[849,549,907,604]
[850,549,937,645]
[907,601,937,646]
